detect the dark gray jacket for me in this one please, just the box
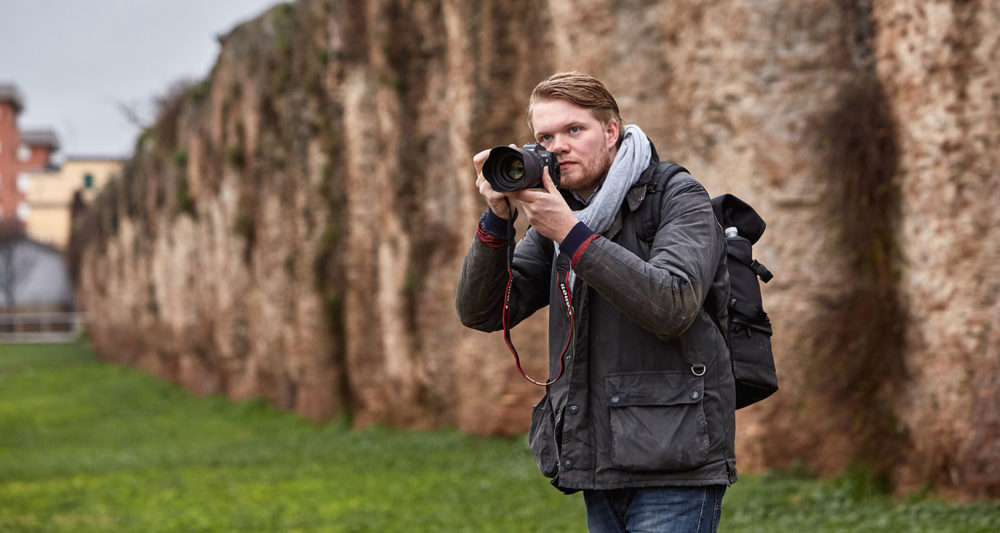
[456,151,738,492]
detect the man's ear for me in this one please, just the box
[606,120,620,149]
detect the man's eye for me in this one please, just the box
[569,127,581,134]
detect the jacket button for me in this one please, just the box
[691,391,700,400]
[563,459,573,469]
[610,395,620,404]
[568,404,579,414]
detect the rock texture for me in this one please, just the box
[874,0,1000,496]
[71,0,1000,497]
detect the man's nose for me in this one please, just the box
[550,135,570,154]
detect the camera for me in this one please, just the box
[482,143,561,192]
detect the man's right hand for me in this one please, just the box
[474,147,513,219]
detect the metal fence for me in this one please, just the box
[0,311,88,343]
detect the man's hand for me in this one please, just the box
[474,148,513,219]
[510,167,579,243]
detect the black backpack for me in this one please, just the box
[711,194,778,408]
[641,163,778,409]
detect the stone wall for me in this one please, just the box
[71,0,1000,497]
[875,0,1000,496]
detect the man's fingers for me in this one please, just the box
[473,148,491,174]
[540,167,559,194]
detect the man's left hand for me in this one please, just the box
[509,167,579,243]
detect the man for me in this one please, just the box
[456,72,736,532]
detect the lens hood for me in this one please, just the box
[483,145,552,192]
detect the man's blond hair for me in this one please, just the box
[527,71,625,148]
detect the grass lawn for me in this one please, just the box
[2,341,999,532]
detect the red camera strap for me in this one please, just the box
[501,201,571,386]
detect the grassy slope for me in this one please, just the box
[1,342,998,532]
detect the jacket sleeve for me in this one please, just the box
[571,175,724,339]
[455,223,553,332]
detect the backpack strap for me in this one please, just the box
[634,162,688,243]
[637,162,717,374]
[646,162,688,194]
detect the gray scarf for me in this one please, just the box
[557,124,652,285]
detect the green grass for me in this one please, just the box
[2,342,999,532]
[723,469,1000,532]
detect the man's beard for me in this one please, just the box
[575,148,614,195]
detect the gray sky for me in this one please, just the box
[0,0,280,159]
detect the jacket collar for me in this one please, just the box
[605,141,662,240]
[625,141,661,213]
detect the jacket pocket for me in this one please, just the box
[528,396,559,478]
[605,372,710,471]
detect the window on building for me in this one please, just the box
[18,145,30,162]
[84,173,94,189]
[17,202,29,220]
[17,173,29,192]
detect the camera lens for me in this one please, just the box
[504,159,525,181]
[483,146,543,192]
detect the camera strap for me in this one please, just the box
[502,199,570,387]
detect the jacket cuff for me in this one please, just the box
[560,221,599,268]
[476,209,515,248]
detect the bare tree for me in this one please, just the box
[0,219,35,311]
[114,99,150,130]
[113,77,198,132]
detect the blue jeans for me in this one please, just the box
[583,485,726,532]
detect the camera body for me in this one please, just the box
[482,143,561,192]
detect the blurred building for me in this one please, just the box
[0,82,116,341]
[0,231,80,340]
[0,234,74,311]
[0,83,60,230]
[1,82,122,249]
[26,157,122,248]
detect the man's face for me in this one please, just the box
[530,98,619,199]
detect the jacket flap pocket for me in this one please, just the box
[605,372,704,407]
